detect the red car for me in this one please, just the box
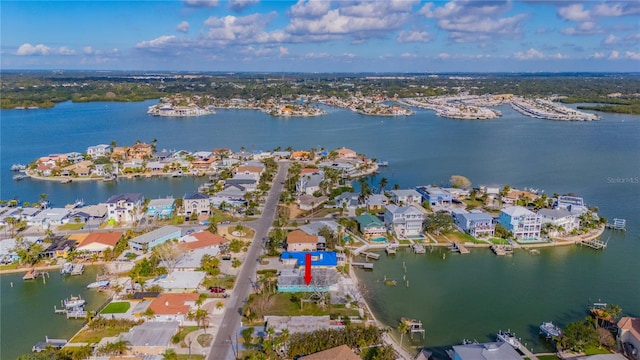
[209,286,226,293]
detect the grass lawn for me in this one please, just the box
[203,274,237,290]
[444,231,487,244]
[58,223,85,230]
[398,239,411,245]
[584,346,612,355]
[197,333,214,347]
[177,356,204,360]
[462,198,485,210]
[257,293,361,318]
[537,355,560,360]
[429,233,450,244]
[173,326,199,347]
[490,238,510,245]
[72,325,138,343]
[0,263,20,270]
[100,301,131,314]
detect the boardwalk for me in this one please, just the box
[451,242,470,254]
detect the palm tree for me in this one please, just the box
[397,320,410,346]
[379,177,388,194]
[162,348,178,360]
[207,220,218,234]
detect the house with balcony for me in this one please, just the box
[388,189,423,207]
[105,193,144,223]
[86,144,111,158]
[296,171,324,195]
[356,213,386,238]
[183,192,210,218]
[128,225,181,252]
[537,208,580,235]
[286,229,323,252]
[416,186,453,207]
[451,209,495,238]
[498,206,542,241]
[365,194,388,212]
[146,198,175,219]
[384,204,425,238]
[555,195,589,215]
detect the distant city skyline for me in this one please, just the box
[2,0,639,72]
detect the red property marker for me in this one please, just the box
[304,253,313,285]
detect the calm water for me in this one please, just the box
[0,267,108,359]
[1,100,639,357]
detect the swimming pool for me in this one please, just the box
[371,237,388,243]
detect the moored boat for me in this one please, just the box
[60,262,74,275]
[63,295,86,309]
[539,321,562,338]
[87,279,110,289]
[70,263,84,275]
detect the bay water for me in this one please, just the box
[1,100,639,357]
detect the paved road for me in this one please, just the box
[208,161,289,360]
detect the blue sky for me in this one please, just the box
[2,0,639,72]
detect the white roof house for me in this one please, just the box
[144,271,206,291]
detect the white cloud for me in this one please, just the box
[603,34,619,45]
[438,53,450,59]
[279,46,288,55]
[289,0,333,19]
[558,4,591,22]
[184,0,219,8]
[229,0,259,12]
[83,46,93,55]
[401,52,417,58]
[561,21,602,35]
[303,52,330,58]
[625,51,640,60]
[514,48,545,60]
[592,2,640,17]
[57,46,76,55]
[16,43,52,56]
[608,50,620,59]
[397,30,431,43]
[203,13,282,44]
[591,52,605,59]
[420,0,527,43]
[136,35,178,49]
[177,21,190,33]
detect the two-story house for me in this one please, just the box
[416,186,453,207]
[146,198,175,219]
[183,193,210,218]
[105,193,144,223]
[128,225,181,252]
[384,204,425,238]
[388,189,423,207]
[537,208,580,234]
[451,208,495,238]
[86,144,112,158]
[356,213,386,238]
[498,206,541,241]
[296,171,324,195]
[286,229,323,252]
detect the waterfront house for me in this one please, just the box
[498,206,542,241]
[388,189,423,207]
[128,225,181,252]
[69,204,107,224]
[296,194,328,211]
[300,345,359,360]
[365,194,388,212]
[183,192,210,218]
[318,160,358,177]
[60,160,93,177]
[286,229,321,252]
[618,317,640,360]
[225,176,258,192]
[356,213,387,238]
[336,147,358,159]
[172,247,220,271]
[119,320,180,355]
[276,266,339,292]
[333,192,360,209]
[384,204,425,238]
[416,186,453,207]
[0,236,41,264]
[234,165,264,181]
[130,142,153,160]
[296,171,324,195]
[28,207,70,229]
[537,208,580,234]
[451,209,495,238]
[105,193,144,224]
[555,195,589,215]
[86,144,111,158]
[40,235,76,258]
[146,198,175,219]
[502,189,540,206]
[452,342,522,360]
[76,231,123,256]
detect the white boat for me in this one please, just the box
[64,295,86,309]
[540,321,562,338]
[11,164,26,171]
[87,280,110,289]
[60,262,74,275]
[497,329,521,349]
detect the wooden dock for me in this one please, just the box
[351,262,374,269]
[491,245,513,256]
[605,218,626,230]
[360,252,380,260]
[580,238,608,250]
[412,243,426,254]
[451,242,470,254]
[401,317,426,339]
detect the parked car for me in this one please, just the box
[209,286,226,293]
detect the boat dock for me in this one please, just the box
[450,242,470,254]
[412,243,426,254]
[491,245,513,256]
[580,238,608,250]
[70,263,85,275]
[351,262,374,269]
[385,245,397,255]
[401,317,426,339]
[32,336,67,352]
[54,306,88,319]
[359,252,380,260]
[606,218,626,230]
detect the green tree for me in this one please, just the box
[424,213,454,235]
[559,318,599,352]
[379,177,388,194]
[397,320,410,346]
[161,348,178,360]
[450,175,471,189]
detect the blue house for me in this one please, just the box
[451,209,495,238]
[280,251,338,268]
[416,186,452,207]
[146,198,175,219]
[498,206,541,241]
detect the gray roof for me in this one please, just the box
[501,206,535,217]
[390,189,422,198]
[278,268,339,287]
[173,248,220,269]
[131,226,181,245]
[459,211,493,222]
[452,342,522,360]
[184,192,209,200]
[147,198,175,208]
[120,321,179,347]
[144,271,206,290]
[538,208,572,219]
[299,221,340,235]
[105,193,142,204]
[264,315,336,334]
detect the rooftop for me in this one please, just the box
[120,320,180,348]
[130,226,181,245]
[452,342,522,360]
[280,251,338,267]
[287,229,319,244]
[301,345,359,360]
[105,193,142,204]
[148,293,198,315]
[79,231,123,247]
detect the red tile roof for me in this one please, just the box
[80,232,123,247]
[148,293,199,315]
[287,229,318,244]
[618,317,640,340]
[181,231,227,250]
[301,345,359,360]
